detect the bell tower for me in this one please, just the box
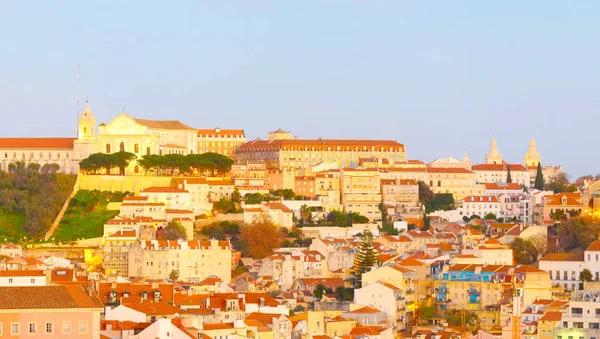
[485,136,503,165]
[78,102,96,141]
[524,137,541,167]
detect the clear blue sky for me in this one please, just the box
[1,1,598,178]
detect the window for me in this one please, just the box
[11,322,19,335]
[106,144,111,153]
[29,322,36,334]
[134,144,139,153]
[31,278,35,284]
[8,278,12,284]
[119,142,125,152]
[45,322,53,334]
[79,321,88,334]
[146,147,151,156]
[62,321,71,334]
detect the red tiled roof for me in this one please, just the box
[197,128,245,137]
[0,270,44,277]
[238,139,405,152]
[587,240,600,251]
[539,311,562,322]
[349,305,383,314]
[0,285,102,309]
[463,196,499,203]
[133,118,195,130]
[0,138,76,149]
[141,186,188,193]
[472,164,527,171]
[485,182,523,190]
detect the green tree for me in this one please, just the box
[430,194,455,212]
[510,238,538,265]
[580,268,593,282]
[350,212,369,224]
[214,198,236,213]
[558,217,600,252]
[534,162,544,190]
[418,181,435,207]
[353,231,377,288]
[272,189,296,200]
[313,284,327,300]
[506,165,512,183]
[232,261,249,277]
[232,188,241,203]
[550,209,567,221]
[299,204,312,224]
[161,221,188,240]
[545,172,573,193]
[335,287,354,301]
[484,212,497,220]
[169,270,180,281]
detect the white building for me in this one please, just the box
[140,186,191,211]
[458,195,500,219]
[0,270,46,286]
[539,240,600,290]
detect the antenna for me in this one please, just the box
[77,64,80,135]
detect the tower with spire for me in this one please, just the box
[485,136,503,165]
[74,101,99,163]
[524,137,541,167]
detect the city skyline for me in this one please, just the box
[1,1,598,177]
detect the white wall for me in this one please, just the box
[0,275,46,286]
[105,305,147,323]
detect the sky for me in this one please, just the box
[0,1,598,178]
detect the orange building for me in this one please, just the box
[543,192,584,221]
[197,128,246,156]
[0,285,102,337]
[294,176,316,198]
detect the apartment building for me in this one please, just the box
[102,229,138,277]
[231,162,269,195]
[197,128,246,156]
[341,168,382,221]
[128,239,232,283]
[381,178,419,209]
[0,285,102,338]
[539,240,600,290]
[139,186,191,211]
[472,164,531,187]
[459,196,501,219]
[235,138,406,171]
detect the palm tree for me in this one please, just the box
[299,204,311,225]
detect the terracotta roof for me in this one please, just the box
[426,167,474,174]
[0,269,44,277]
[539,252,584,262]
[539,311,562,322]
[0,138,75,149]
[50,268,75,282]
[198,128,245,137]
[379,282,401,290]
[165,209,194,214]
[0,285,102,309]
[125,302,182,315]
[238,139,405,152]
[264,202,292,213]
[108,229,137,238]
[141,186,188,193]
[123,196,149,201]
[472,164,527,171]
[485,183,523,190]
[133,118,195,130]
[349,305,383,314]
[587,240,600,251]
[543,192,583,207]
[515,265,546,273]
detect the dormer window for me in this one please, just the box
[153,291,161,302]
[109,291,117,303]
[141,291,148,299]
[123,291,130,298]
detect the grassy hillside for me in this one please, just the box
[0,163,76,241]
[52,190,129,242]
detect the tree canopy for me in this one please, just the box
[353,231,377,288]
[545,172,575,193]
[510,237,538,265]
[534,162,544,190]
[0,162,76,236]
[160,221,188,240]
[506,165,512,183]
[239,214,284,259]
[558,217,600,252]
[81,152,233,176]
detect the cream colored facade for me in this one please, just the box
[378,167,483,201]
[340,168,382,221]
[197,128,246,156]
[235,138,406,171]
[486,137,503,165]
[128,239,232,282]
[524,137,541,167]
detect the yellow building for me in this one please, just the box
[197,127,246,156]
[486,137,503,165]
[378,167,483,201]
[102,229,138,276]
[235,138,406,171]
[524,137,542,167]
[340,168,382,221]
[128,239,232,282]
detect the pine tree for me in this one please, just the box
[353,231,377,288]
[506,164,512,183]
[534,162,544,190]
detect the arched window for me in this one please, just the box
[134,166,139,174]
[119,142,125,152]
[48,152,52,159]
[83,126,87,136]
[134,144,139,153]
[106,144,111,153]
[146,147,151,156]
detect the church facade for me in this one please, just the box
[0,103,245,174]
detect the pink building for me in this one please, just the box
[0,285,102,337]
